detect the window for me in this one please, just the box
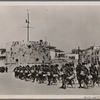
[97,51,99,54]
[28,45,31,49]
[16,59,18,62]
[36,58,39,61]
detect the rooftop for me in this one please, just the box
[55,49,64,52]
[46,45,56,49]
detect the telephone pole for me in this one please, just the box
[78,46,80,64]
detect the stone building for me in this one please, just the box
[0,49,6,66]
[6,40,51,65]
[82,46,100,64]
[72,48,83,64]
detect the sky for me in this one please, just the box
[0,5,100,52]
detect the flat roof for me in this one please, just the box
[0,48,6,50]
[55,49,64,52]
[46,45,56,49]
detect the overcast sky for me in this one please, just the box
[0,5,100,52]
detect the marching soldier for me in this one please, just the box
[76,63,89,88]
[90,63,98,86]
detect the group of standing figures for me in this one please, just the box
[0,67,8,73]
[13,62,100,89]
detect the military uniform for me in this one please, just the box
[76,64,89,88]
[90,64,98,85]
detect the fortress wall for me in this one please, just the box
[6,40,51,65]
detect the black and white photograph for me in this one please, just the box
[0,2,100,97]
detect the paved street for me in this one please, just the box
[0,72,100,95]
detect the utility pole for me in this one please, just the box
[25,9,30,42]
[78,46,80,64]
[25,9,34,42]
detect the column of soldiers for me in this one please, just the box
[13,62,100,89]
[13,64,60,85]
